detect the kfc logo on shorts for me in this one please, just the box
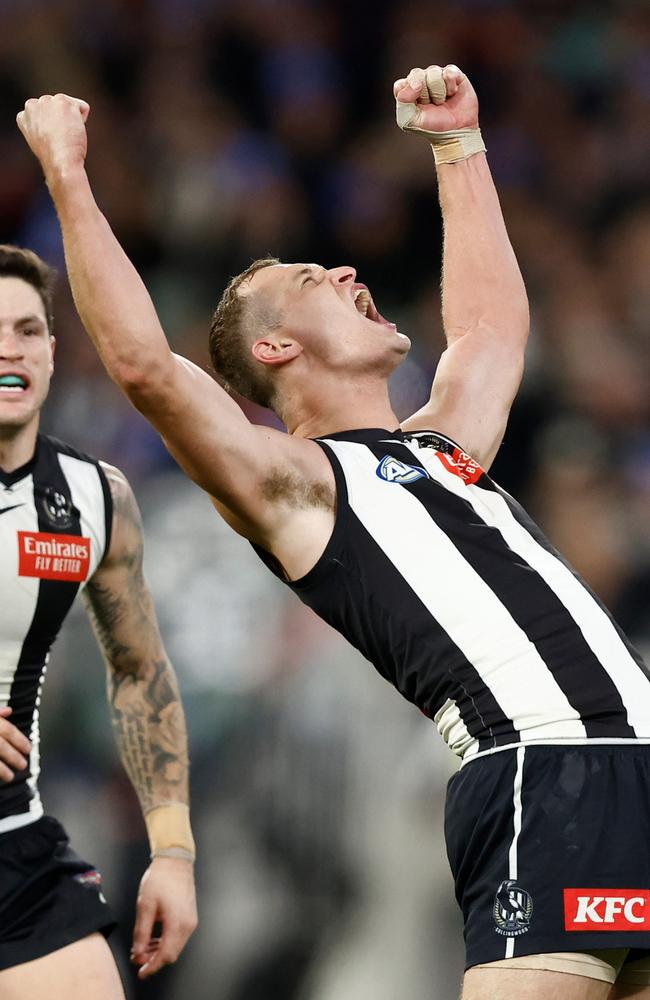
[564,889,650,931]
[436,447,485,486]
[18,531,91,582]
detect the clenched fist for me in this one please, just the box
[17,93,90,183]
[394,64,484,165]
[0,706,31,783]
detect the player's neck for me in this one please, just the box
[0,416,39,473]
[285,377,399,439]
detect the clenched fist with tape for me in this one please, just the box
[394,64,485,165]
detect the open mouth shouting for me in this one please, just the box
[352,284,396,329]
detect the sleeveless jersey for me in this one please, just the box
[0,434,112,831]
[254,427,650,762]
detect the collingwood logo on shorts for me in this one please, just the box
[494,879,533,936]
[376,455,429,484]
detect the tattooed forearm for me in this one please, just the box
[109,658,190,814]
[83,580,131,666]
[85,465,190,816]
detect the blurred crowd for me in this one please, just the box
[1,0,649,997]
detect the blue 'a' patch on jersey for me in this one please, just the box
[376,455,429,484]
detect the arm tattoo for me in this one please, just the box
[109,657,190,814]
[84,469,190,814]
[83,580,131,665]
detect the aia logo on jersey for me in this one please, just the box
[376,455,429,484]
[18,531,91,582]
[39,486,75,529]
[493,879,533,937]
[564,889,650,931]
[436,447,484,486]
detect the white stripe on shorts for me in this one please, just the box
[505,746,526,959]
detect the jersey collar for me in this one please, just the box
[0,436,39,487]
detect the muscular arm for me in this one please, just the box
[399,69,530,469]
[51,166,283,508]
[16,95,302,527]
[82,465,189,816]
[438,153,528,352]
[83,465,197,975]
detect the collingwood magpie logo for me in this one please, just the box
[376,455,429,484]
[493,879,533,936]
[40,487,74,529]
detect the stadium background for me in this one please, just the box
[1,0,649,996]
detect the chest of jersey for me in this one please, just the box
[275,428,650,761]
[0,443,108,689]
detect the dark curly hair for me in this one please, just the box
[0,244,56,333]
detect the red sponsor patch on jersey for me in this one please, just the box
[18,531,91,583]
[564,889,650,931]
[436,447,485,486]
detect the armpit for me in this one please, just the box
[261,467,335,511]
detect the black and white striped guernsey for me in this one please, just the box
[0,434,112,831]
[254,427,650,762]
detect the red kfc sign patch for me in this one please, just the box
[18,531,91,583]
[564,889,650,931]
[436,447,485,486]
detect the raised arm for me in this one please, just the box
[15,95,300,529]
[397,65,530,470]
[83,464,197,978]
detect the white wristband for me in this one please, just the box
[152,847,195,863]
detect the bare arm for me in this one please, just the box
[16,96,302,528]
[397,67,530,469]
[83,465,190,817]
[83,464,197,976]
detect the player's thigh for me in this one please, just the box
[610,973,650,999]
[0,932,125,1000]
[462,966,612,1000]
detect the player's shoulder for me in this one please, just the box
[97,461,140,522]
[98,460,130,493]
[90,463,143,573]
[262,423,331,466]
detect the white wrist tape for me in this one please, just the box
[145,802,196,862]
[396,64,486,165]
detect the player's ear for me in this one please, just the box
[49,335,56,374]
[252,337,302,368]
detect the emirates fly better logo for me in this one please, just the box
[18,531,91,582]
[564,889,650,931]
[436,447,485,486]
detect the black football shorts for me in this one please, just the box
[445,744,650,970]
[0,814,115,970]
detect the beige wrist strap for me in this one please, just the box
[396,64,486,165]
[428,128,486,165]
[145,803,196,862]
